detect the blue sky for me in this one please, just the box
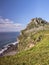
[0,0,49,32]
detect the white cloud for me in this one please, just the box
[0,17,23,32]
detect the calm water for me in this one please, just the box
[0,32,20,48]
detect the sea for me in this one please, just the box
[0,32,20,48]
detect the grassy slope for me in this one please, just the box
[0,30,49,65]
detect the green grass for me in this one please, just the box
[0,30,49,65]
[18,30,49,51]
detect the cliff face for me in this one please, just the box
[18,18,49,51]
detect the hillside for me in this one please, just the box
[0,18,49,65]
[18,18,49,51]
[0,30,49,65]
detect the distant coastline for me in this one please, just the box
[0,41,19,56]
[0,32,20,56]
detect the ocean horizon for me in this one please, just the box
[0,32,20,48]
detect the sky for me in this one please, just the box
[0,0,49,32]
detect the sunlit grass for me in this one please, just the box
[0,30,49,65]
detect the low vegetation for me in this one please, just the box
[0,18,49,65]
[18,18,49,51]
[0,30,49,65]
